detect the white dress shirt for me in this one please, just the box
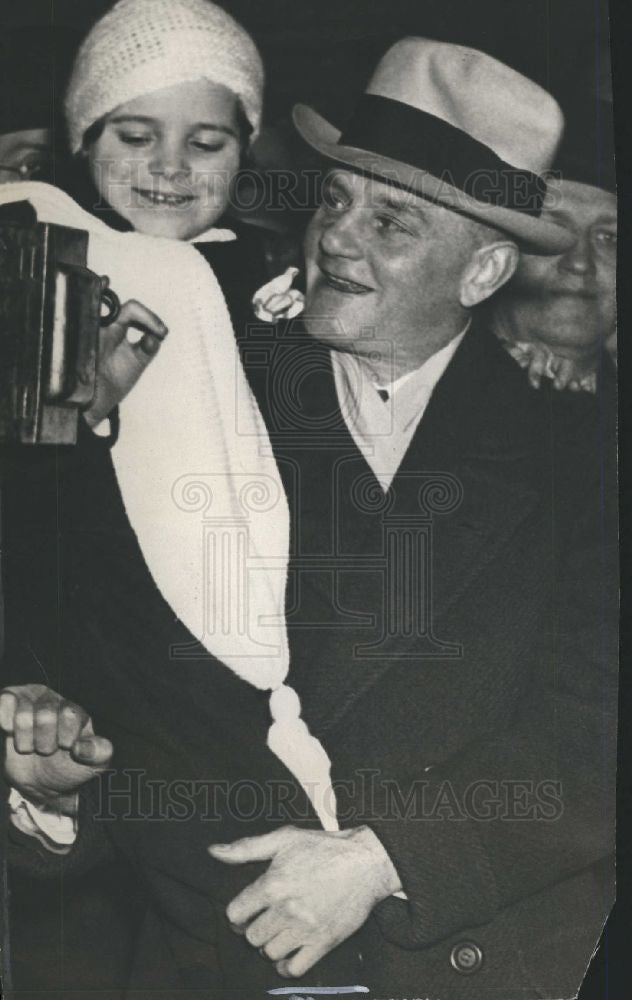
[331,326,468,491]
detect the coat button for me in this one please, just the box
[450,941,484,974]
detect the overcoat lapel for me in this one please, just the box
[383,323,542,628]
[285,323,541,622]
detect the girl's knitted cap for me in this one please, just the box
[65,0,264,151]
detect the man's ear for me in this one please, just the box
[459,242,519,308]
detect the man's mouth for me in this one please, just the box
[133,188,194,208]
[319,266,373,295]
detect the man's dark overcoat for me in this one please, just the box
[239,315,618,999]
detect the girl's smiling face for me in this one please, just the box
[87,78,242,240]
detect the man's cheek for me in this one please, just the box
[513,257,556,291]
[303,232,322,294]
[598,288,618,334]
[303,224,321,262]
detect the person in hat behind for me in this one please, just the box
[491,100,617,392]
[1,37,617,999]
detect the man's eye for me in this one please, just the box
[375,214,408,235]
[323,186,347,211]
[594,230,617,246]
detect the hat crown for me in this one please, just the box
[65,0,264,151]
[366,38,563,174]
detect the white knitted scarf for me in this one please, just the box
[0,182,337,830]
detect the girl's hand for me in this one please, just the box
[84,298,168,428]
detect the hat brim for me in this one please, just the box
[293,104,573,255]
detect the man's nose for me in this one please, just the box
[148,140,190,180]
[318,209,364,259]
[559,232,595,276]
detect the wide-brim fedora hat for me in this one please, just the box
[293,38,573,254]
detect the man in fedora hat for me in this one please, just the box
[1,38,617,1000]
[207,37,617,997]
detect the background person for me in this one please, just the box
[0,27,71,184]
[491,102,617,392]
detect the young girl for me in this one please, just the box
[1,2,344,993]
[57,0,302,414]
[62,0,300,326]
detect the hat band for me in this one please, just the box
[339,94,546,217]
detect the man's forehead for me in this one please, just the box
[327,168,430,214]
[551,180,617,222]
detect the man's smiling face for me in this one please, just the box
[303,170,485,371]
[508,180,617,352]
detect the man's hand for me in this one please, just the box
[84,298,168,429]
[0,684,113,813]
[209,825,401,978]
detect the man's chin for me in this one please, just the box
[303,289,369,344]
[517,301,605,349]
[535,322,603,353]
[303,313,362,350]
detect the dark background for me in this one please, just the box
[0,0,613,127]
[0,1,625,997]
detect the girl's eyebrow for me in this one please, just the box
[108,115,156,125]
[191,123,237,138]
[108,115,237,138]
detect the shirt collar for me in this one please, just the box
[372,320,471,395]
[330,321,470,492]
[337,320,470,436]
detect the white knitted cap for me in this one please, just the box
[65,0,264,152]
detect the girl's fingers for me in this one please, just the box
[136,331,164,357]
[115,299,168,341]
